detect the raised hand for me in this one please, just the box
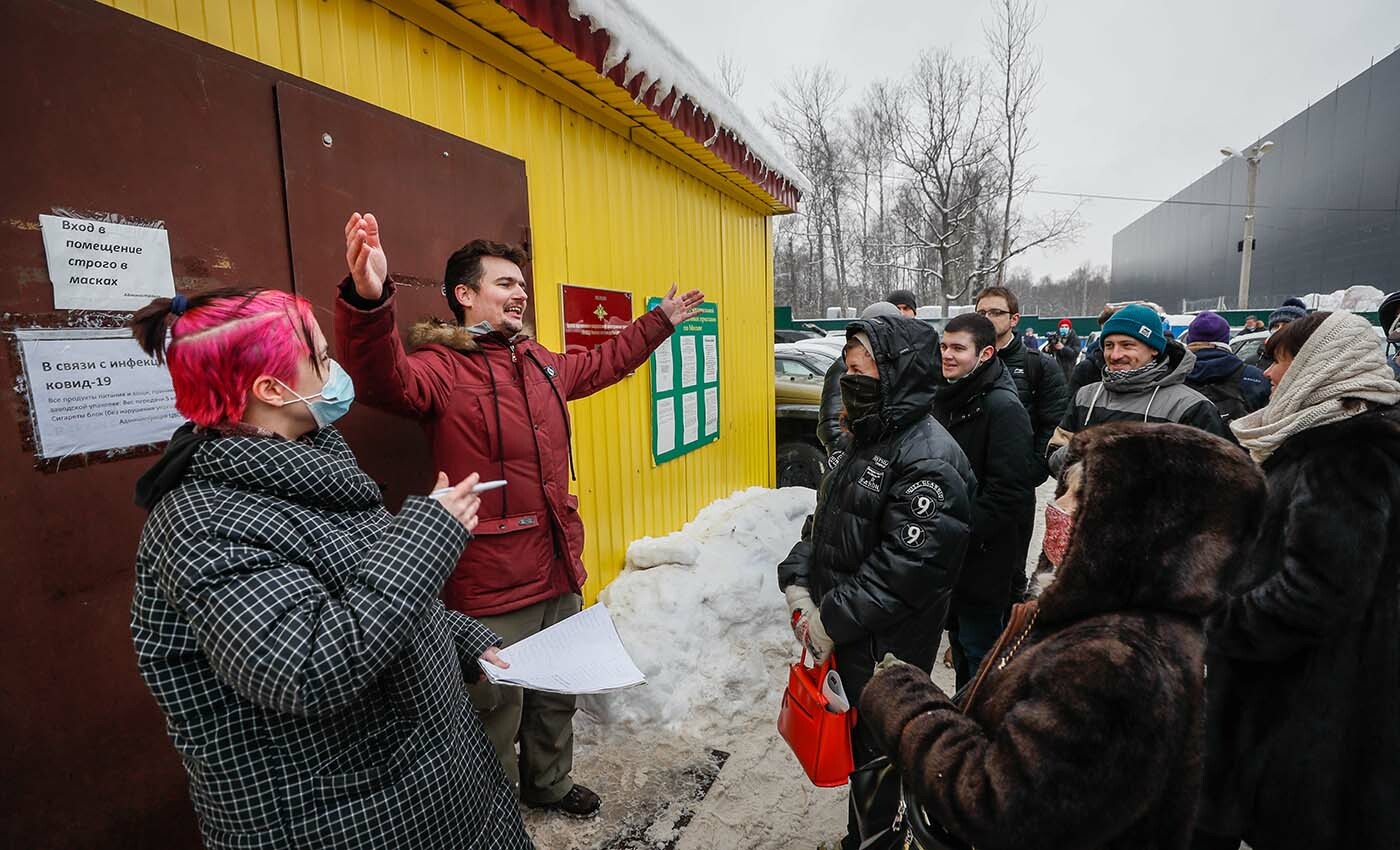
[430,471,481,533]
[345,212,388,300]
[658,283,705,328]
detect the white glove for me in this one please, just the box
[784,586,834,663]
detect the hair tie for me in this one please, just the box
[170,294,189,317]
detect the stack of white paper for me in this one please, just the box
[478,602,647,694]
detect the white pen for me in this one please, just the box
[429,479,508,500]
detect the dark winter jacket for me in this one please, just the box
[1197,405,1400,850]
[817,355,845,452]
[131,426,531,850]
[996,333,1068,483]
[1184,346,1270,423]
[1048,341,1229,473]
[1043,327,1081,380]
[1066,337,1105,401]
[778,315,975,690]
[862,422,1265,850]
[931,357,1036,610]
[336,279,673,617]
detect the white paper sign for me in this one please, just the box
[479,603,645,694]
[682,392,699,444]
[656,397,676,454]
[702,335,718,383]
[704,386,719,436]
[654,341,674,392]
[679,336,698,388]
[15,328,183,459]
[39,214,176,310]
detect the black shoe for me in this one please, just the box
[526,783,602,819]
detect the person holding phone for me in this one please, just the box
[128,288,529,849]
[335,212,703,818]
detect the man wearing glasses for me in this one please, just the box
[973,287,1068,485]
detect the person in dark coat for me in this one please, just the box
[1196,310,1400,850]
[336,213,701,816]
[779,315,975,850]
[1380,290,1400,380]
[862,421,1266,850]
[127,289,531,850]
[1042,318,1081,380]
[1047,304,1228,474]
[932,313,1036,687]
[1183,311,1269,429]
[818,301,904,452]
[974,286,1069,484]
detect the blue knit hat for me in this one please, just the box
[1101,304,1167,353]
[1266,305,1307,328]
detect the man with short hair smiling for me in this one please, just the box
[932,313,1036,686]
[1048,303,1227,474]
[334,212,702,820]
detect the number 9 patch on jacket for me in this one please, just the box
[899,523,928,549]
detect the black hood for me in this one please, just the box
[1039,421,1264,626]
[135,422,214,511]
[844,316,938,435]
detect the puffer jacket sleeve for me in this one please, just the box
[335,278,456,418]
[971,391,1035,536]
[555,307,674,401]
[818,358,846,452]
[777,515,816,591]
[819,453,972,643]
[158,495,470,717]
[1182,398,1230,438]
[859,639,1181,849]
[438,605,502,684]
[1209,453,1391,661]
[1031,355,1069,479]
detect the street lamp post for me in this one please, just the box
[1221,141,1275,310]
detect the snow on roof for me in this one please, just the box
[566,0,813,196]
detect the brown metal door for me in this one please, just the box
[1,1,530,846]
[276,80,532,510]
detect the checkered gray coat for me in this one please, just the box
[131,427,534,849]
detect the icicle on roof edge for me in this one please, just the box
[566,0,813,197]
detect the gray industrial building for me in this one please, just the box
[1111,49,1400,311]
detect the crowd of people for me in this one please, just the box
[781,286,1400,850]
[122,208,1399,850]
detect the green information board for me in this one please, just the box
[648,298,719,464]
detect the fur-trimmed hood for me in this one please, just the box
[1039,421,1264,626]
[407,318,534,353]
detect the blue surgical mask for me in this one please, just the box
[278,360,356,428]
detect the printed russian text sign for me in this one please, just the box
[39,215,176,310]
[648,299,719,464]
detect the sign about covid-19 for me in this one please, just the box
[15,328,183,460]
[38,214,176,311]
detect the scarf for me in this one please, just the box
[1231,311,1400,463]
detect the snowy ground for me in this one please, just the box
[522,481,1056,850]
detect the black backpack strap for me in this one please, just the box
[1023,348,1044,398]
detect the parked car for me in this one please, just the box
[1230,330,1270,366]
[775,328,824,343]
[774,346,834,489]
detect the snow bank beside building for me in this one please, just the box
[1299,285,1386,311]
[582,486,815,742]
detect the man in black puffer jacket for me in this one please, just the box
[932,314,1036,688]
[779,315,975,850]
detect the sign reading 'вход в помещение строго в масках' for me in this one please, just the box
[38,214,176,311]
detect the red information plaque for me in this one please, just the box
[561,284,634,354]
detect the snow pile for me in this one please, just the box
[565,0,812,195]
[582,486,816,742]
[1299,285,1386,311]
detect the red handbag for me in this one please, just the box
[777,650,857,787]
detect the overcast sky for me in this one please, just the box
[641,0,1400,279]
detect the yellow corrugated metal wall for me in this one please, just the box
[101,0,778,602]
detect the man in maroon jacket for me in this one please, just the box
[336,212,702,818]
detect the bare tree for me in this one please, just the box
[985,0,1081,283]
[880,50,996,313]
[715,53,746,100]
[768,67,854,312]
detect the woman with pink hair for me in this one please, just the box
[128,289,533,850]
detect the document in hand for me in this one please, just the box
[477,602,647,694]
